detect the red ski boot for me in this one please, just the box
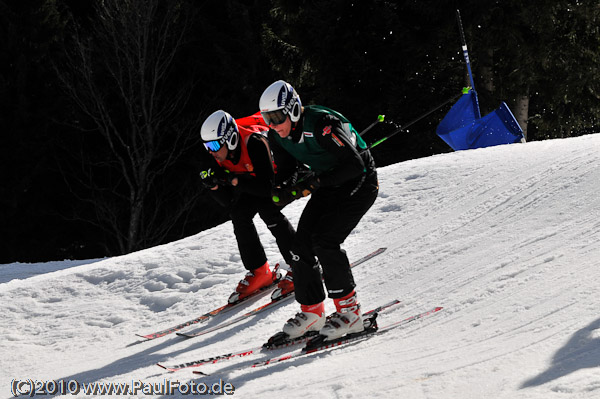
[228,262,277,304]
[271,270,294,300]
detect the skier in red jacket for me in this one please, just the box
[200,110,296,304]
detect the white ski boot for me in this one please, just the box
[282,302,326,339]
[320,291,363,340]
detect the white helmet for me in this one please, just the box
[259,80,302,125]
[200,110,239,152]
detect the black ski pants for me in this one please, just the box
[290,171,379,305]
[230,193,295,271]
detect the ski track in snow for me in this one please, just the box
[2,134,600,398]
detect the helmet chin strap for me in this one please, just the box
[227,142,242,164]
[290,118,303,142]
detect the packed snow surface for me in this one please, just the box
[2,134,600,398]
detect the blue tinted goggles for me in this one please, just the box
[261,109,288,126]
[203,140,223,152]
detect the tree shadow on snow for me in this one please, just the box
[521,317,600,388]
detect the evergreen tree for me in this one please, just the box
[261,0,462,164]
[466,0,600,139]
[532,1,600,137]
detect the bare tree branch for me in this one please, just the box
[57,0,203,255]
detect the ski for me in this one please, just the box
[176,247,387,339]
[136,267,283,340]
[302,305,443,354]
[157,298,400,372]
[157,334,315,372]
[193,305,442,375]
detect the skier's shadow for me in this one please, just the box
[189,355,317,394]
[521,317,600,388]
[186,337,367,393]
[52,301,291,389]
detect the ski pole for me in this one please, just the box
[456,9,476,92]
[368,91,462,149]
[359,114,385,137]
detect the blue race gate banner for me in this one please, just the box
[436,89,524,151]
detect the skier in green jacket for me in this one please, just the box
[259,80,379,341]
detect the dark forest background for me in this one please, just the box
[2,0,599,263]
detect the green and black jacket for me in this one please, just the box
[268,105,376,188]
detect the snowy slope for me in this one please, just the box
[2,134,600,398]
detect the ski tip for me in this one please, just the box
[434,306,443,311]
[135,334,152,339]
[176,332,193,339]
[192,370,210,376]
[156,364,178,372]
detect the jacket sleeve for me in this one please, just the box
[197,157,233,207]
[312,114,366,187]
[234,134,275,197]
[206,184,234,208]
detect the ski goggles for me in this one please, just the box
[203,124,238,152]
[203,139,224,152]
[261,109,288,126]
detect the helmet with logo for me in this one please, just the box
[200,110,239,152]
[259,80,302,125]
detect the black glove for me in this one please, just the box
[290,175,320,199]
[199,168,219,189]
[271,186,294,207]
[222,170,238,186]
[271,175,320,206]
